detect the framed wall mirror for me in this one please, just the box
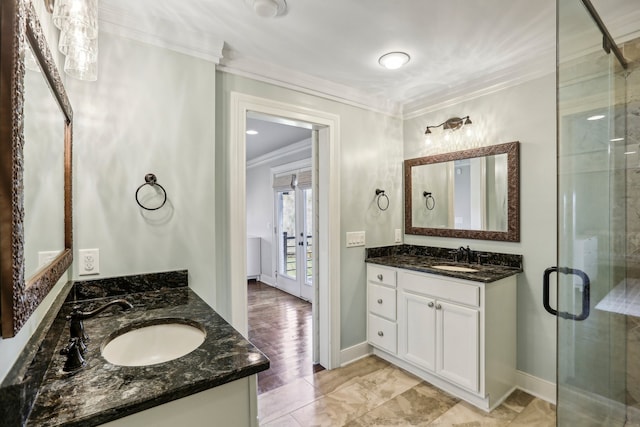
[0,0,73,338]
[404,141,519,242]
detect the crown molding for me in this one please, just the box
[98,5,224,63]
[218,55,403,117]
[247,139,312,170]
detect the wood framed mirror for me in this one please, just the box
[404,141,519,242]
[0,0,73,338]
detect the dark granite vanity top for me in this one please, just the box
[0,270,269,427]
[366,245,522,283]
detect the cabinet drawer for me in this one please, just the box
[367,265,396,287]
[368,284,396,320]
[401,271,479,307]
[368,314,397,354]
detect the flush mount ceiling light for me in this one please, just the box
[245,0,287,18]
[246,129,259,135]
[378,52,410,70]
[424,116,472,135]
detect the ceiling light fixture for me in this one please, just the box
[378,52,410,70]
[246,129,259,135]
[246,0,287,18]
[424,116,472,135]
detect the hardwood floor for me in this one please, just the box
[248,280,322,394]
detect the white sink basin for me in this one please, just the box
[102,321,206,367]
[431,265,479,273]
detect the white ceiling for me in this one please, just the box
[245,117,311,162]
[98,0,640,154]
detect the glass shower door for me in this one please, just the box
[556,0,628,425]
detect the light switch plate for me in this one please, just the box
[78,248,100,276]
[346,231,365,247]
[394,228,402,243]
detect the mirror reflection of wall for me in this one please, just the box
[410,152,509,232]
[23,43,65,281]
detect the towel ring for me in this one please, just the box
[423,191,435,210]
[135,173,167,211]
[375,189,389,211]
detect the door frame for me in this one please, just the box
[229,92,341,370]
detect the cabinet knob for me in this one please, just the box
[377,331,384,337]
[427,302,434,308]
[377,274,383,281]
[377,298,383,304]
[435,303,442,310]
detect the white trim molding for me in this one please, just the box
[340,342,372,367]
[229,92,341,370]
[247,139,312,170]
[515,370,556,405]
[99,5,224,63]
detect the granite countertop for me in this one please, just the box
[1,271,269,427]
[365,245,523,283]
[366,255,521,283]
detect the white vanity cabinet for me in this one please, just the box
[366,263,516,411]
[366,265,397,354]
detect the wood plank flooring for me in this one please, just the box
[248,280,322,394]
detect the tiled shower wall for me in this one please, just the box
[624,38,640,420]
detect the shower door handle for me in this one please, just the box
[543,266,590,321]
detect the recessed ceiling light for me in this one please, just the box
[587,114,605,121]
[245,0,287,18]
[378,52,410,70]
[610,137,624,142]
[246,129,259,135]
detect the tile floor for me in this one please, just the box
[248,281,556,426]
[258,355,556,426]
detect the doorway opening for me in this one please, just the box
[245,114,322,392]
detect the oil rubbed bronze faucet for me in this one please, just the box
[61,299,133,372]
[458,246,472,264]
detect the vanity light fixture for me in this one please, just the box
[378,52,410,70]
[45,0,99,81]
[424,116,472,135]
[245,0,287,18]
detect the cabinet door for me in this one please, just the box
[399,291,436,372]
[436,300,479,392]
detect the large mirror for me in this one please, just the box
[0,0,73,338]
[404,141,519,242]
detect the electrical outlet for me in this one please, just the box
[38,250,60,268]
[394,228,402,243]
[346,231,365,247]
[78,248,99,276]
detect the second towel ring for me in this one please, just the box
[375,189,389,211]
[135,173,167,211]
[423,191,435,210]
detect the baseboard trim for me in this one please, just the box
[515,370,556,404]
[340,342,371,367]
[258,275,276,287]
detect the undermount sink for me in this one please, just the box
[431,265,479,273]
[102,320,206,367]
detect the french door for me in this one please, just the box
[275,179,313,301]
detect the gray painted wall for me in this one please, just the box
[403,74,558,383]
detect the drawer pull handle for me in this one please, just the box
[428,302,434,308]
[377,298,383,304]
[377,274,383,281]
[377,331,384,337]
[435,303,442,310]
